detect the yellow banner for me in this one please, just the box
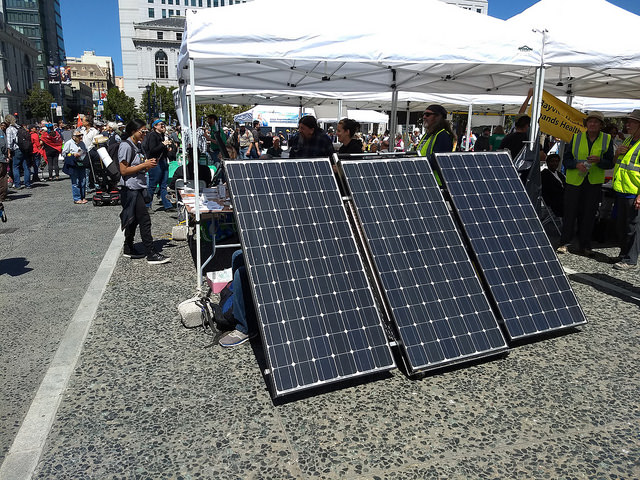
[529,90,586,143]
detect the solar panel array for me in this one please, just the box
[226,159,395,397]
[435,152,587,339]
[341,158,508,373]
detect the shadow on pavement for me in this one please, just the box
[568,272,640,306]
[0,257,33,276]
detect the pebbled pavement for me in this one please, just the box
[2,178,640,479]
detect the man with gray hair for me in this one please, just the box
[5,114,31,189]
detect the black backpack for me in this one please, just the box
[16,126,33,155]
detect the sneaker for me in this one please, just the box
[613,261,636,271]
[147,252,170,264]
[122,245,145,259]
[556,245,568,254]
[219,329,254,347]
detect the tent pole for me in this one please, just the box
[189,59,202,295]
[390,89,398,136]
[530,66,545,150]
[180,84,189,229]
[465,104,473,151]
[338,99,343,124]
[404,102,410,147]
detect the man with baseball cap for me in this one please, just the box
[611,109,640,270]
[557,111,613,256]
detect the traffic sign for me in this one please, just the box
[51,103,57,109]
[97,100,104,106]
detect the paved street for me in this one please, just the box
[1,177,639,479]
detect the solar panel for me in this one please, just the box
[226,159,395,397]
[341,158,508,373]
[434,152,587,340]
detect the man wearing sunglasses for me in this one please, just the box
[416,104,455,160]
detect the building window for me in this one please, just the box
[176,0,179,4]
[148,7,155,17]
[214,0,218,5]
[162,8,166,17]
[198,0,202,6]
[176,32,182,41]
[161,0,165,3]
[157,31,163,40]
[207,0,211,5]
[169,8,174,15]
[169,0,173,3]
[148,0,153,3]
[155,50,168,79]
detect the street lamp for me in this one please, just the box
[145,84,151,125]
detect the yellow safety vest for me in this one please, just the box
[612,138,640,195]
[418,129,450,157]
[613,136,634,178]
[565,132,611,186]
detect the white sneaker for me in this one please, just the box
[219,329,252,347]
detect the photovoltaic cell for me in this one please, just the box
[226,159,395,397]
[435,152,587,340]
[341,158,508,373]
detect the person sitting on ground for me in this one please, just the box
[61,129,89,204]
[474,127,491,152]
[218,249,258,347]
[288,116,335,158]
[266,136,283,158]
[118,119,170,265]
[337,118,363,154]
[557,111,613,256]
[541,153,565,217]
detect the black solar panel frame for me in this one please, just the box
[340,157,509,374]
[226,158,396,398]
[434,151,587,340]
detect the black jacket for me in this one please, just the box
[143,130,168,163]
[338,138,363,154]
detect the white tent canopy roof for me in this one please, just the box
[177,0,541,96]
[506,0,640,98]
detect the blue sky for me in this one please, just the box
[60,0,640,78]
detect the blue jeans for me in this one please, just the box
[231,250,256,335]
[239,147,249,160]
[69,167,86,201]
[147,160,172,209]
[12,149,30,188]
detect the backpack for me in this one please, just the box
[210,280,237,331]
[0,133,7,163]
[16,126,33,155]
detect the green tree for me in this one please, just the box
[103,87,137,124]
[23,85,54,121]
[195,104,249,127]
[139,83,177,124]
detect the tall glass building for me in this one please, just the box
[3,0,66,89]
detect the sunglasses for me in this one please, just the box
[423,112,436,117]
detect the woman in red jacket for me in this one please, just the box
[41,124,63,180]
[30,125,45,183]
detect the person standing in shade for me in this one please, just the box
[250,120,262,159]
[611,109,640,270]
[288,116,334,158]
[416,105,454,171]
[541,153,565,218]
[337,118,363,154]
[118,119,170,265]
[474,127,491,152]
[556,111,613,256]
[489,125,506,151]
[499,115,530,159]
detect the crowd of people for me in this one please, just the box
[2,104,639,347]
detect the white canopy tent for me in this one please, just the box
[175,0,640,293]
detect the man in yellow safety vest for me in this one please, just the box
[556,111,613,256]
[611,109,640,270]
